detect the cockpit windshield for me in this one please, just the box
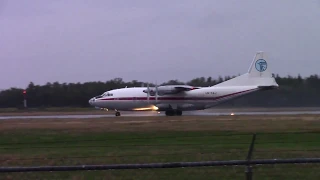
[102,92,113,97]
[94,92,113,99]
[94,95,103,99]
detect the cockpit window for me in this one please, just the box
[102,92,113,96]
[95,95,103,99]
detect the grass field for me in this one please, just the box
[0,114,320,179]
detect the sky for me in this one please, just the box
[1,0,320,89]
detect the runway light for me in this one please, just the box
[230,113,235,116]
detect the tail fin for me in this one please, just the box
[247,51,272,78]
[214,51,279,87]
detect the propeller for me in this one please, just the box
[145,82,158,104]
[147,83,150,104]
[155,82,158,103]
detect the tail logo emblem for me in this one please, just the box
[255,59,267,72]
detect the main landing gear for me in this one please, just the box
[115,111,121,116]
[165,109,182,116]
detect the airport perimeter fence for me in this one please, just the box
[1,132,320,179]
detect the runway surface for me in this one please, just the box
[1,110,320,120]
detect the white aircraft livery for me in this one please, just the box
[89,51,279,116]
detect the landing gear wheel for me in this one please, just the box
[175,110,182,116]
[165,110,174,116]
[115,111,121,116]
[165,110,182,116]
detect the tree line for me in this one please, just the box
[0,74,319,108]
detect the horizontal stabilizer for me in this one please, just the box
[258,85,279,90]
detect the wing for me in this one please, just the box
[143,85,200,95]
[172,85,200,91]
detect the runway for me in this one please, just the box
[1,110,320,120]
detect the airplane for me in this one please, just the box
[89,51,279,116]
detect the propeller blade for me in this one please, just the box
[147,83,150,104]
[155,83,158,103]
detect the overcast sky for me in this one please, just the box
[1,0,320,89]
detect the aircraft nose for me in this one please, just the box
[89,98,95,105]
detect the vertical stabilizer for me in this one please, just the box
[247,51,272,78]
[214,51,278,87]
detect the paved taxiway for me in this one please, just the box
[1,111,320,120]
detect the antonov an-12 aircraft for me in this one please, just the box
[89,51,279,116]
